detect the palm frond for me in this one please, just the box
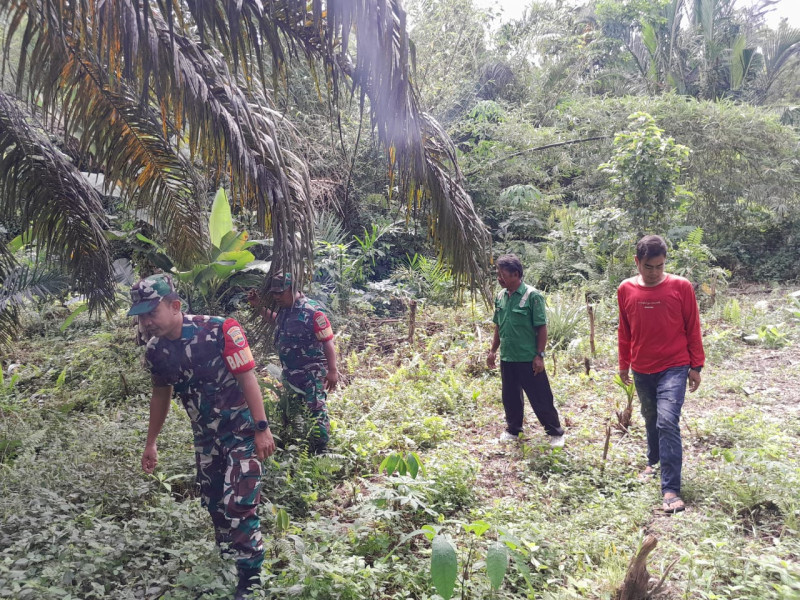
[315,212,349,246]
[263,0,491,294]
[761,24,800,87]
[0,262,70,310]
[5,1,208,266]
[58,56,207,265]
[0,91,114,312]
[1,0,488,299]
[4,0,314,287]
[146,5,314,286]
[180,0,490,293]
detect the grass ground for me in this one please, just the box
[1,285,799,599]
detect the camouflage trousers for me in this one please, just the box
[283,372,330,451]
[195,435,264,572]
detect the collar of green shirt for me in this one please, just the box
[502,281,527,302]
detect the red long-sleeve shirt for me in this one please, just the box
[617,274,705,374]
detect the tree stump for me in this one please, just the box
[615,395,633,433]
[407,299,417,344]
[615,535,658,600]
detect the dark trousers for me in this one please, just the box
[500,361,564,437]
[633,365,688,495]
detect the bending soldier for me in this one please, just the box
[130,274,274,599]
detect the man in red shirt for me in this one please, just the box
[617,235,705,513]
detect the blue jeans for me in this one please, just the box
[633,365,689,496]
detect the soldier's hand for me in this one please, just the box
[142,444,158,474]
[487,351,497,369]
[324,369,339,391]
[255,429,276,460]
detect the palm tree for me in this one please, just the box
[597,0,800,103]
[0,0,490,340]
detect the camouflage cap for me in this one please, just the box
[127,273,176,316]
[266,272,292,293]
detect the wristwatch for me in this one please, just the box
[537,351,546,358]
[690,366,703,374]
[255,419,269,431]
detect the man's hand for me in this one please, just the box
[325,369,339,391]
[142,443,158,474]
[688,369,701,393]
[532,355,544,375]
[619,369,632,386]
[255,429,276,461]
[487,350,497,369]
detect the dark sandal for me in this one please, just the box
[662,496,685,513]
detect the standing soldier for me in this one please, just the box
[617,235,705,513]
[257,273,338,454]
[130,274,274,600]
[487,254,566,446]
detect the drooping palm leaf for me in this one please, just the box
[0,0,489,307]
[0,260,72,345]
[187,0,491,293]
[0,262,71,309]
[758,23,800,100]
[0,91,114,314]
[3,0,314,287]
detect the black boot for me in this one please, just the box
[234,567,260,600]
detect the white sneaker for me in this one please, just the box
[548,434,566,448]
[499,431,520,442]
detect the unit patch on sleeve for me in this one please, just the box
[313,311,334,342]
[221,318,256,373]
[227,325,247,348]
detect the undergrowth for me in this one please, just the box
[1,288,799,599]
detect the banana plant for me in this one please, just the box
[134,188,270,314]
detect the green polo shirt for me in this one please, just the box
[492,282,547,362]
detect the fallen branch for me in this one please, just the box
[464,135,609,176]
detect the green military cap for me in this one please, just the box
[127,273,176,316]
[266,272,292,293]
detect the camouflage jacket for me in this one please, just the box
[145,315,256,443]
[274,296,333,391]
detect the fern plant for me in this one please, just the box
[392,253,455,304]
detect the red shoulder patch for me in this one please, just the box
[312,310,334,342]
[221,318,255,373]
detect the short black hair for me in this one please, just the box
[636,235,668,260]
[496,254,523,277]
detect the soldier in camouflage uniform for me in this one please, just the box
[129,274,274,600]
[258,273,338,453]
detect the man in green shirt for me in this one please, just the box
[488,254,565,446]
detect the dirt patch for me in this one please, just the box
[473,426,533,503]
